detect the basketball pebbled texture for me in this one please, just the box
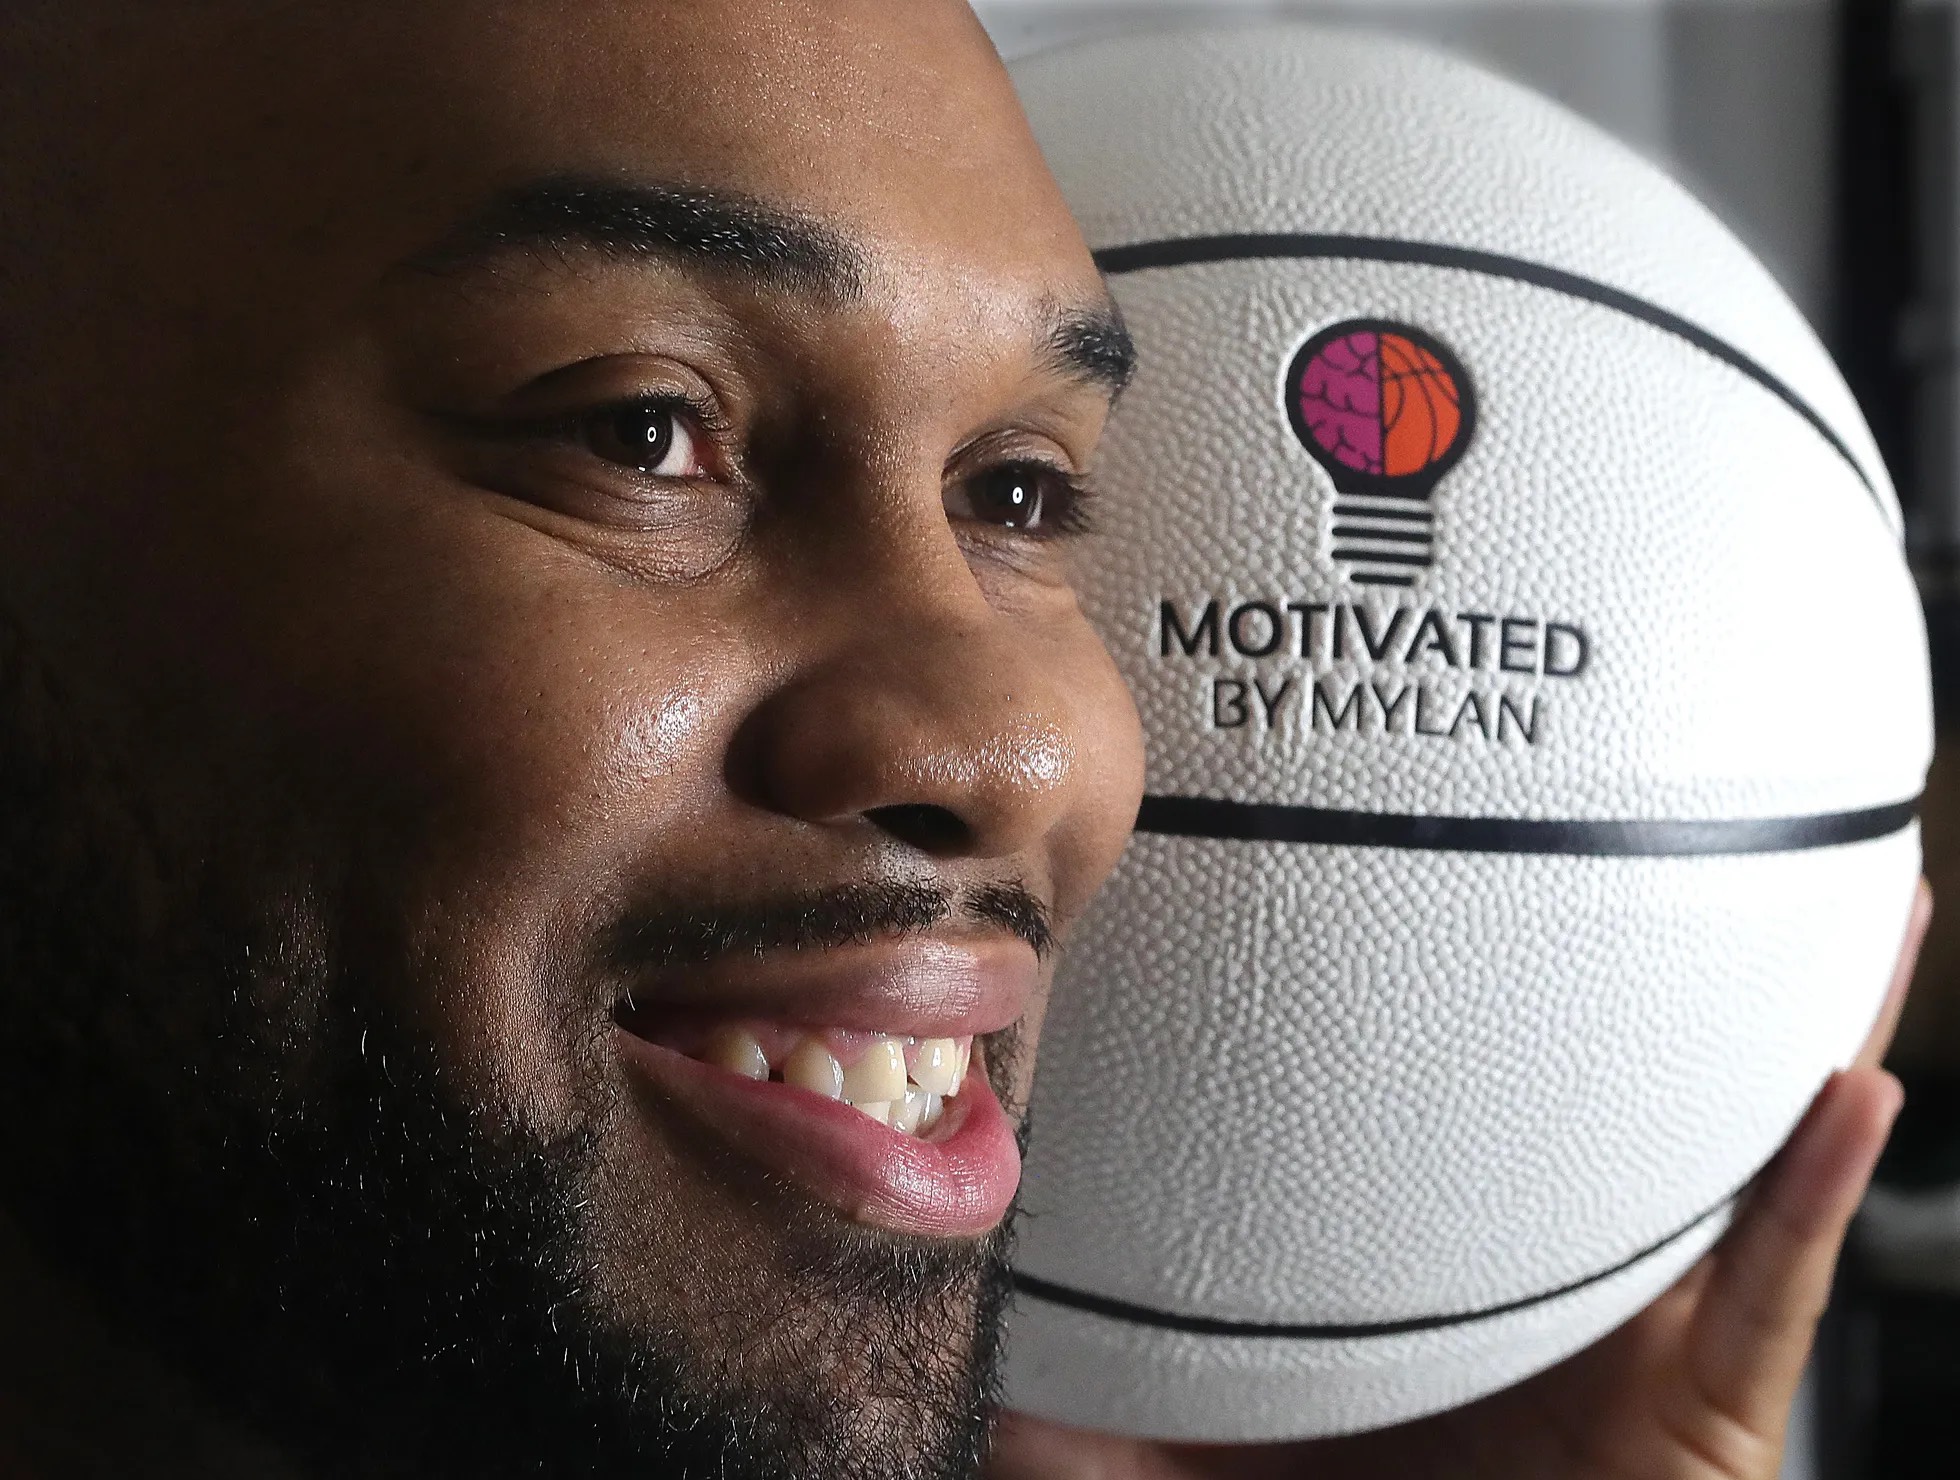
[1002,26,1932,1442]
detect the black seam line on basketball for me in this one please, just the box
[1134,796,1918,856]
[1010,1194,1732,1340]
[1093,234,1880,504]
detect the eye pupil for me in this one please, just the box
[610,403,675,471]
[976,467,1043,527]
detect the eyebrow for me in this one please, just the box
[406,177,868,301]
[1044,302,1137,398]
[409,175,1137,399]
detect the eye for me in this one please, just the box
[947,462,1094,536]
[582,399,711,479]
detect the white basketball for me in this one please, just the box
[1003,25,1932,1442]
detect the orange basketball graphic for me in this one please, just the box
[1379,331,1464,477]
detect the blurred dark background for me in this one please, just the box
[979,2,1960,1473]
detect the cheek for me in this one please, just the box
[303,555,721,853]
[1045,625,1146,932]
[234,507,749,1114]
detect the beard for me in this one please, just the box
[0,615,1022,1480]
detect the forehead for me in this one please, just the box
[21,0,1101,351]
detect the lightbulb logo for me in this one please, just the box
[1285,320,1477,590]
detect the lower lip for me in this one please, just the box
[615,1028,1022,1240]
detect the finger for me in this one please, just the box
[1852,878,1931,1072]
[987,1411,1141,1480]
[1686,1067,1904,1432]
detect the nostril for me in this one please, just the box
[863,803,974,855]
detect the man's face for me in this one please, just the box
[0,4,1142,1476]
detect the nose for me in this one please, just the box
[734,574,1085,863]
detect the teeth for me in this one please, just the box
[910,1038,961,1096]
[890,1088,929,1134]
[689,1028,974,1137]
[705,1026,769,1081]
[782,1039,845,1100]
[841,1036,909,1106]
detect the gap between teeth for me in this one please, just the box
[701,1028,971,1135]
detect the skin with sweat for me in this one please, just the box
[0,4,1922,1479]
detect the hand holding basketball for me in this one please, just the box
[987,882,1928,1480]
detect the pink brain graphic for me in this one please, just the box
[1298,329,1385,475]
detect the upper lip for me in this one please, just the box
[612,931,1039,1041]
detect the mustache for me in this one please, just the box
[603,878,1055,974]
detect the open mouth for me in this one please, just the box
[606,935,1030,1237]
[614,1009,977,1140]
